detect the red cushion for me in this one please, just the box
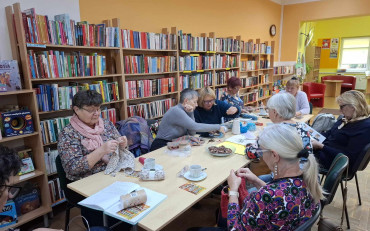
[310,94,324,98]
[342,83,353,87]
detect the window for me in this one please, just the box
[339,37,370,72]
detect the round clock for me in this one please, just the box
[270,24,276,36]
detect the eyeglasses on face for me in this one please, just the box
[81,107,102,114]
[203,99,215,105]
[256,148,271,156]
[0,185,22,199]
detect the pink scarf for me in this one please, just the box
[70,114,105,151]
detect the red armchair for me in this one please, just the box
[321,75,356,93]
[303,82,326,107]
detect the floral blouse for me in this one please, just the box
[246,122,313,159]
[221,92,244,108]
[227,176,320,231]
[58,119,120,181]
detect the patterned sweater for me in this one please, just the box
[227,176,319,231]
[58,119,120,181]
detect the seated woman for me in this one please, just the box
[220,77,248,113]
[312,90,370,174]
[285,77,310,116]
[246,93,312,160]
[151,88,226,151]
[227,124,323,230]
[194,87,240,126]
[58,90,129,229]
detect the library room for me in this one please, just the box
[0,0,369,230]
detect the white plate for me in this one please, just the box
[184,171,207,182]
[207,145,235,157]
[143,164,163,170]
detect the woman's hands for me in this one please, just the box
[226,106,238,115]
[236,168,259,183]
[118,136,128,148]
[312,139,324,149]
[227,170,242,191]
[100,140,119,155]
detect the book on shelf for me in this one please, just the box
[215,70,237,85]
[20,8,119,47]
[241,60,257,71]
[178,30,214,51]
[0,60,22,92]
[40,116,71,145]
[125,77,176,99]
[215,54,239,69]
[241,76,258,88]
[17,149,35,175]
[179,73,213,90]
[179,55,214,71]
[101,107,116,125]
[215,38,240,52]
[48,177,65,204]
[44,148,58,175]
[78,182,167,225]
[273,66,294,75]
[241,41,255,54]
[27,50,107,79]
[121,29,177,50]
[127,98,176,119]
[123,55,177,74]
[215,87,227,100]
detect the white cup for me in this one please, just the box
[189,165,202,178]
[144,158,155,169]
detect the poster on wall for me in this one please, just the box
[330,38,339,58]
[322,39,330,49]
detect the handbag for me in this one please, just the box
[317,155,348,231]
[220,177,249,218]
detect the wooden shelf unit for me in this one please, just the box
[305,46,321,82]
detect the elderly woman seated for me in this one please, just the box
[285,77,310,116]
[220,77,248,113]
[227,124,323,230]
[194,87,241,127]
[312,90,370,173]
[246,93,312,160]
[150,88,226,151]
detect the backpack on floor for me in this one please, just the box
[311,113,336,133]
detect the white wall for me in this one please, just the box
[0,0,80,60]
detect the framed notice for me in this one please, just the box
[322,39,330,49]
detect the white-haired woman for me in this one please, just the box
[285,77,310,116]
[312,90,370,173]
[246,93,312,160]
[227,124,324,230]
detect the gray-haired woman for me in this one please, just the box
[246,93,313,160]
[227,124,323,230]
[151,88,226,151]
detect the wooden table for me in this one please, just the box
[323,80,343,97]
[67,114,313,231]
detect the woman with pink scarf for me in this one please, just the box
[58,90,130,230]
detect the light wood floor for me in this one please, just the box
[21,97,369,231]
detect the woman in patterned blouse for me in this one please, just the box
[227,124,324,230]
[220,77,249,113]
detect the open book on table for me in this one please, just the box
[300,123,326,143]
[78,181,167,225]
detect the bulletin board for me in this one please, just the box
[318,38,340,69]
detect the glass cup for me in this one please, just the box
[189,164,202,178]
[144,158,156,169]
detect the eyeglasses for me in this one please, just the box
[0,185,22,199]
[339,104,351,110]
[81,107,102,114]
[256,148,271,157]
[203,99,215,105]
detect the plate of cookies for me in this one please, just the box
[207,145,235,157]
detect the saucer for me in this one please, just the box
[184,171,207,182]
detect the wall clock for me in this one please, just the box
[270,24,276,36]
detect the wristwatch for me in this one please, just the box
[228,190,239,198]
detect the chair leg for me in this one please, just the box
[340,182,350,229]
[65,202,73,231]
[354,173,362,205]
[320,174,325,184]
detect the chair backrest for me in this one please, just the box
[309,102,313,114]
[303,82,326,94]
[295,203,322,231]
[346,143,370,179]
[322,153,349,205]
[321,75,356,85]
[55,155,68,192]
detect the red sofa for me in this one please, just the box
[321,75,356,93]
[303,82,326,107]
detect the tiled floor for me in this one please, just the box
[21,96,370,231]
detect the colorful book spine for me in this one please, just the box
[127,98,176,119]
[123,55,176,74]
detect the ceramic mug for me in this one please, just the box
[189,164,203,178]
[144,158,155,169]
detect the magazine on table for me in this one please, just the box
[78,181,167,225]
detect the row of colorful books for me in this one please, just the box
[215,70,237,85]
[215,38,240,53]
[241,60,257,71]
[260,60,270,69]
[48,177,65,204]
[241,76,258,87]
[273,65,294,75]
[240,90,258,104]
[127,98,176,119]
[241,42,271,54]
[123,55,177,74]
[125,77,176,99]
[40,116,71,145]
[259,88,271,98]
[215,54,239,69]
[21,9,119,47]
[179,73,213,90]
[178,31,215,51]
[121,29,177,50]
[34,81,119,112]
[179,55,214,71]
[44,148,58,175]
[215,87,227,100]
[101,108,117,125]
[28,50,106,79]
[259,74,269,84]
